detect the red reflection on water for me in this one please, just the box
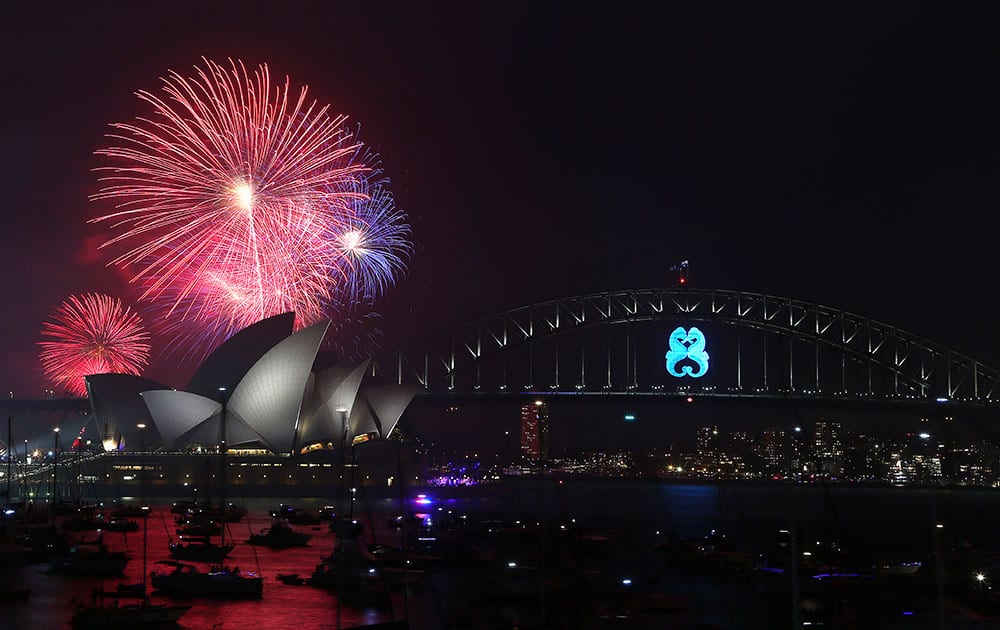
[2,499,408,629]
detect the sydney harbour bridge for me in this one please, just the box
[4,287,1000,427]
[369,288,1000,409]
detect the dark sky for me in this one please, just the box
[2,2,1000,396]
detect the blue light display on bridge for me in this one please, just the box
[665,326,710,378]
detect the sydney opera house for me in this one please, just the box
[12,313,422,498]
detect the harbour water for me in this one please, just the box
[2,480,999,628]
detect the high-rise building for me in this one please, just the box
[520,400,549,461]
[814,421,843,458]
[761,427,785,473]
[813,420,844,477]
[696,426,718,456]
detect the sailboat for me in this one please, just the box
[71,423,191,627]
[169,495,234,562]
[167,470,232,561]
[168,532,235,562]
[48,531,130,576]
[70,587,191,628]
[151,389,263,598]
[247,517,312,548]
[150,560,264,598]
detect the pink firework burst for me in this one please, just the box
[38,294,151,397]
[91,58,373,345]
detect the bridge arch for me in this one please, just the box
[371,288,1000,405]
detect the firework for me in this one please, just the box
[90,58,398,346]
[335,146,412,304]
[38,294,151,397]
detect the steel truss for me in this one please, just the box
[371,289,1000,404]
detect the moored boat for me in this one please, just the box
[247,518,311,549]
[109,503,149,519]
[49,538,129,577]
[104,519,140,533]
[168,535,234,562]
[151,560,263,598]
[71,589,190,628]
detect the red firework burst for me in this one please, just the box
[91,58,370,345]
[38,294,151,397]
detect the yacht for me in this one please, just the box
[151,561,263,598]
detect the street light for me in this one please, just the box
[52,427,60,505]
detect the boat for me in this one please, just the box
[70,588,191,628]
[168,535,234,562]
[61,513,102,532]
[175,520,222,537]
[109,503,150,519]
[170,498,209,515]
[276,573,306,585]
[49,535,129,576]
[70,449,191,628]
[247,518,311,549]
[585,591,693,626]
[206,502,247,523]
[151,560,264,598]
[873,559,923,576]
[104,518,140,533]
[309,538,389,606]
[270,504,320,525]
[11,524,69,559]
[177,502,246,525]
[369,543,442,572]
[330,515,366,537]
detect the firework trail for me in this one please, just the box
[38,294,151,397]
[91,58,404,347]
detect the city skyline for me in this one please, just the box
[430,414,1000,488]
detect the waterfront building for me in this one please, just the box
[0,312,425,499]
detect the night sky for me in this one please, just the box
[3,3,1000,397]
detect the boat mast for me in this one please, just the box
[137,422,148,596]
[218,387,227,549]
[50,427,60,525]
[21,439,29,509]
[6,417,12,508]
